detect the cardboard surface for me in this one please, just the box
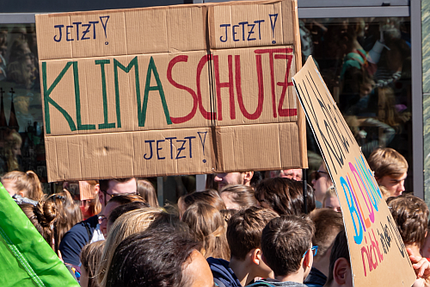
[293,57,416,287]
[36,0,307,182]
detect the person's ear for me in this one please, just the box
[243,171,254,184]
[251,248,263,265]
[18,190,25,197]
[94,184,100,194]
[333,258,350,285]
[302,249,312,270]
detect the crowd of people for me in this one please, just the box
[2,146,430,287]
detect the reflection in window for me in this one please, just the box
[0,24,45,181]
[301,17,412,191]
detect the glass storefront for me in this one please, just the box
[0,24,47,183]
[0,1,419,203]
[301,17,413,191]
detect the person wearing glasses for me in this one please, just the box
[59,178,137,267]
[311,163,333,208]
[248,215,316,287]
[304,209,344,287]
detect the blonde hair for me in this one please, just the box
[98,207,164,287]
[2,170,44,201]
[368,148,408,179]
[137,179,158,207]
[182,202,230,260]
[80,241,105,287]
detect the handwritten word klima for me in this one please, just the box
[41,47,296,134]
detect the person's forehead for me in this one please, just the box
[107,179,136,194]
[387,172,407,182]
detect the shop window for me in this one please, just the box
[0,24,46,181]
[301,17,412,191]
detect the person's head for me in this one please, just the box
[255,177,315,216]
[3,130,22,171]
[2,170,44,201]
[220,184,258,210]
[280,169,303,181]
[137,179,159,207]
[182,202,230,260]
[107,201,151,230]
[367,148,408,197]
[387,194,429,248]
[98,194,146,237]
[19,202,56,249]
[80,241,105,287]
[322,187,341,212]
[309,209,344,265]
[79,180,101,220]
[227,207,279,279]
[19,190,81,253]
[312,163,333,203]
[214,172,254,191]
[98,207,164,287]
[98,178,137,208]
[324,230,352,287]
[178,189,226,218]
[105,227,214,287]
[261,215,315,281]
[45,190,82,252]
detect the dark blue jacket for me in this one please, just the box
[304,267,327,287]
[59,215,99,266]
[207,257,242,287]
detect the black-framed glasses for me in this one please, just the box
[312,170,329,181]
[303,246,318,258]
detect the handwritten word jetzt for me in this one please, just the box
[220,20,265,42]
[53,16,110,43]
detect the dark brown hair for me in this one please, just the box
[227,206,279,260]
[19,190,81,252]
[261,215,315,277]
[105,227,200,287]
[182,202,230,260]
[309,208,344,258]
[387,194,429,247]
[325,230,349,286]
[220,184,258,210]
[255,177,315,215]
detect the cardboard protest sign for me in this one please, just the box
[293,57,416,286]
[35,0,307,182]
